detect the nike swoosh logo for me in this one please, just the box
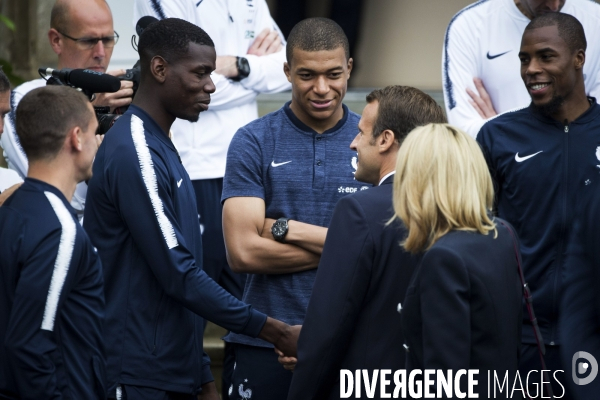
[271,160,292,167]
[515,151,543,162]
[177,179,183,187]
[487,51,510,60]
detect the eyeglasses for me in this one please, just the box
[57,29,119,49]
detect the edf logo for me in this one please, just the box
[572,351,598,385]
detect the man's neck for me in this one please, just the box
[28,161,78,201]
[514,0,534,19]
[289,101,344,134]
[550,95,591,124]
[132,89,174,136]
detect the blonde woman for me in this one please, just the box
[393,124,522,397]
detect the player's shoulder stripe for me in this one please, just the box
[130,114,179,250]
[41,191,77,332]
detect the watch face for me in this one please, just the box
[273,223,285,237]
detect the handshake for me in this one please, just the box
[260,317,302,372]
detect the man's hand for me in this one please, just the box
[247,28,282,56]
[214,29,282,79]
[258,317,301,357]
[274,324,301,358]
[197,381,220,400]
[276,349,298,372]
[216,56,238,78]
[466,77,497,119]
[91,69,134,112]
[0,182,22,206]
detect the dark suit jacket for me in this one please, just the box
[287,176,419,400]
[402,221,522,398]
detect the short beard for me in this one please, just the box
[531,95,565,117]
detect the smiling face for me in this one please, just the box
[520,0,566,18]
[519,24,584,115]
[284,46,352,132]
[49,0,114,72]
[350,101,381,185]
[163,43,216,123]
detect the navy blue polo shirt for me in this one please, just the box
[222,102,367,347]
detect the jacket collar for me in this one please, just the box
[125,105,179,155]
[283,101,349,136]
[379,172,395,186]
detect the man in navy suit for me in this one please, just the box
[285,85,447,400]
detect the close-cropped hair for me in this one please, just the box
[392,123,496,254]
[366,86,447,144]
[0,67,9,93]
[286,17,350,63]
[138,18,214,71]
[525,12,586,53]
[16,85,92,162]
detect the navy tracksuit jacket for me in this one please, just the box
[84,105,267,396]
[477,99,600,346]
[0,179,106,399]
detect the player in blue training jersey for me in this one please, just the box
[84,18,298,400]
[0,86,105,399]
[221,18,365,400]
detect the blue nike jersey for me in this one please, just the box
[477,99,600,345]
[84,105,267,395]
[222,102,367,348]
[0,178,105,399]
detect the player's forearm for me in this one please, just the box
[285,220,328,255]
[226,234,320,274]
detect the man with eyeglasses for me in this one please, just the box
[0,0,132,217]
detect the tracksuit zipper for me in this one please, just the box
[549,122,570,344]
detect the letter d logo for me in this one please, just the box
[572,351,598,385]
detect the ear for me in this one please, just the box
[67,126,83,153]
[283,62,292,83]
[48,28,62,55]
[150,56,168,83]
[346,57,354,79]
[377,129,397,154]
[575,49,585,70]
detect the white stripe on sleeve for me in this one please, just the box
[41,191,77,331]
[130,115,179,249]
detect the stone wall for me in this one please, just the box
[0,0,56,82]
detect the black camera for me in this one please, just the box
[93,61,141,134]
[39,67,138,135]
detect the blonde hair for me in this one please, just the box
[392,123,496,253]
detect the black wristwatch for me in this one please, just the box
[271,217,289,243]
[231,56,250,81]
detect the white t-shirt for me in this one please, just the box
[443,0,600,138]
[1,78,88,215]
[133,0,291,180]
[0,167,23,193]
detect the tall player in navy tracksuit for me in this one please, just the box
[84,19,298,400]
[0,86,105,399]
[477,13,600,398]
